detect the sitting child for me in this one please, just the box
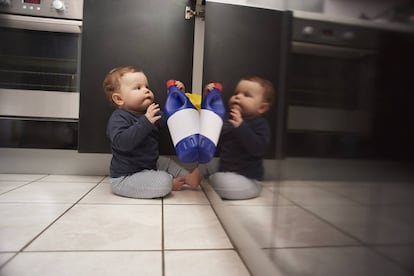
[104,66,201,199]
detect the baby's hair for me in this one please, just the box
[103,66,143,106]
[239,76,275,107]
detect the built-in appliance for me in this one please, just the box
[0,0,83,149]
[286,18,380,158]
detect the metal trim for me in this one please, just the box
[0,14,82,33]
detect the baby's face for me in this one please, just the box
[229,80,268,118]
[118,72,154,112]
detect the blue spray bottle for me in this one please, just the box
[164,80,200,163]
[198,82,225,163]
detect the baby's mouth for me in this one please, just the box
[230,103,241,111]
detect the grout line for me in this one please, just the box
[283,195,366,244]
[164,248,236,252]
[0,178,105,270]
[0,174,50,196]
[275,191,414,274]
[20,179,103,252]
[201,179,281,276]
[5,249,163,253]
[0,179,99,270]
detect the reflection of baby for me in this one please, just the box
[203,76,275,200]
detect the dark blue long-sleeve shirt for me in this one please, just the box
[218,116,271,180]
[106,108,166,178]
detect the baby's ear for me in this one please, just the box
[111,93,123,106]
[258,102,270,114]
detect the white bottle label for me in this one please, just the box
[167,109,200,146]
[200,109,223,145]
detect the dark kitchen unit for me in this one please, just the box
[203,2,291,159]
[78,0,195,154]
[78,0,292,159]
[285,17,414,161]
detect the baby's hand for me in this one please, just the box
[228,106,243,128]
[174,80,186,93]
[145,103,162,124]
[203,83,215,96]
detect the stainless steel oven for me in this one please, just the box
[0,0,83,149]
[286,18,380,158]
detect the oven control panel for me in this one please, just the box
[293,18,379,49]
[0,0,83,20]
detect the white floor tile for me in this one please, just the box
[26,204,162,251]
[79,182,161,205]
[0,181,97,203]
[39,175,104,183]
[165,250,250,276]
[0,253,15,267]
[267,246,412,276]
[0,174,46,182]
[304,204,414,244]
[0,251,162,276]
[0,181,29,194]
[315,181,414,205]
[0,203,71,251]
[164,205,232,250]
[279,185,357,206]
[230,205,358,248]
[163,188,209,205]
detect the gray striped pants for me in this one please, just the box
[110,156,188,199]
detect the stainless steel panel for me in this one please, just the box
[0,14,82,33]
[0,89,79,119]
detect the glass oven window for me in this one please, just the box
[288,54,363,109]
[0,27,79,92]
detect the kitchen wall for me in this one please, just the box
[207,0,409,21]
[324,0,407,19]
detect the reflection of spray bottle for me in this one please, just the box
[164,80,199,163]
[198,83,225,163]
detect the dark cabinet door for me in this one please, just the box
[203,2,291,159]
[78,0,195,153]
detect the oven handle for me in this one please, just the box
[0,14,82,34]
[292,41,377,59]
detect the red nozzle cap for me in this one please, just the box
[213,82,223,92]
[166,79,176,89]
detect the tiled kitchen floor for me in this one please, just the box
[0,174,250,276]
[1,173,414,276]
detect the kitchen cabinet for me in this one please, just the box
[372,30,414,161]
[78,0,195,153]
[79,1,291,158]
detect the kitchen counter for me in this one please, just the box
[294,10,414,33]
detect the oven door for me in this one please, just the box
[0,14,81,149]
[286,41,379,158]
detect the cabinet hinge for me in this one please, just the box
[185,6,205,20]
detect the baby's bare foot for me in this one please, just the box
[185,167,202,189]
[173,177,185,191]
